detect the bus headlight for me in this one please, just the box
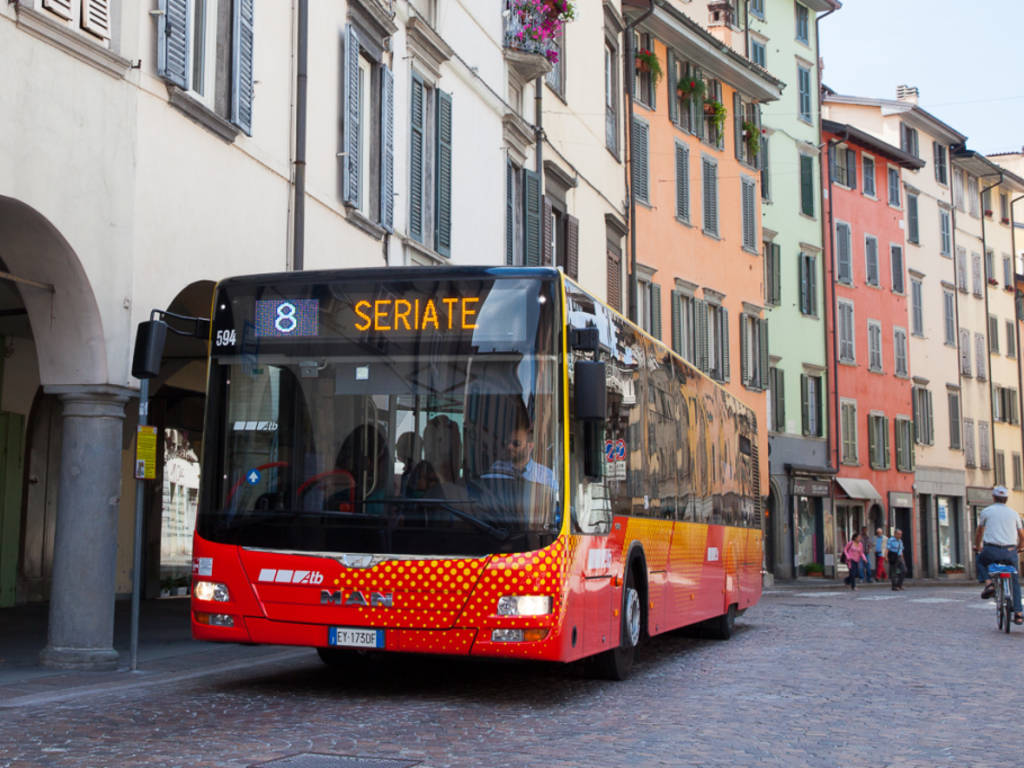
[193,581,230,602]
[497,595,552,616]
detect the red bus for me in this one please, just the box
[191,267,762,678]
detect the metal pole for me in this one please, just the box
[129,377,148,672]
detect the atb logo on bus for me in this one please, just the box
[604,439,626,462]
[258,568,324,585]
[321,589,394,608]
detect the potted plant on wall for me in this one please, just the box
[635,48,662,85]
[677,75,706,104]
[742,120,760,158]
[705,98,727,135]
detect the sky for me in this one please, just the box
[818,0,1024,155]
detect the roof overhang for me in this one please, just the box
[823,93,966,145]
[954,150,1024,192]
[822,119,924,169]
[804,0,841,11]
[643,0,783,102]
[835,477,882,502]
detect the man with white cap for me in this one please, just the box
[974,485,1024,625]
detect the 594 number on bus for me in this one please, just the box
[215,329,237,347]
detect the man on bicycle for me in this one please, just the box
[974,485,1024,626]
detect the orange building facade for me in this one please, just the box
[627,4,782,494]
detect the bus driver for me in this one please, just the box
[484,403,556,490]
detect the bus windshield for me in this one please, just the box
[198,274,563,557]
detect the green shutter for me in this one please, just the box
[771,243,781,304]
[565,214,579,279]
[435,89,453,257]
[800,374,809,436]
[733,91,742,161]
[695,300,709,373]
[739,313,749,385]
[868,416,876,468]
[759,318,769,391]
[409,75,425,242]
[883,417,891,469]
[720,307,730,381]
[671,291,682,354]
[651,283,662,340]
[667,50,677,124]
[523,169,542,266]
[800,154,814,216]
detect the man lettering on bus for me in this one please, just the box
[974,484,1024,625]
[485,404,556,490]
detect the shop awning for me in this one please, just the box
[835,478,882,501]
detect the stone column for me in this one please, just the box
[40,385,131,670]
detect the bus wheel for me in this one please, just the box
[588,569,642,680]
[707,603,737,640]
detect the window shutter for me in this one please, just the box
[671,291,682,354]
[837,223,850,282]
[775,369,786,430]
[651,284,662,340]
[720,307,730,381]
[607,249,621,311]
[505,162,514,265]
[800,155,813,216]
[703,159,718,235]
[631,118,649,204]
[742,179,755,250]
[42,0,73,19]
[667,50,678,124]
[695,300,709,373]
[157,0,191,90]
[808,256,817,315]
[771,243,781,304]
[675,143,690,221]
[908,195,919,243]
[759,318,769,391]
[342,25,361,206]
[541,198,553,267]
[523,169,542,267]
[81,0,111,40]
[435,89,453,257]
[845,149,857,191]
[912,390,921,441]
[868,415,876,468]
[379,65,395,231]
[739,313,749,385]
[799,254,809,313]
[565,215,579,279]
[733,91,742,161]
[800,375,810,436]
[230,0,255,135]
[409,75,425,242]
[883,417,891,469]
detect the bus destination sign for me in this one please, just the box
[352,297,480,334]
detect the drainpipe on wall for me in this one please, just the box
[624,0,654,324]
[535,76,543,176]
[292,0,309,271]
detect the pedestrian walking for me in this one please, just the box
[843,532,866,591]
[860,526,874,582]
[874,527,887,581]
[887,528,906,590]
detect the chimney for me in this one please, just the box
[896,85,919,104]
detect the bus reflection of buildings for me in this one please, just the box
[161,429,200,593]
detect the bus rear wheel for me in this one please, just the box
[707,603,737,640]
[589,569,642,680]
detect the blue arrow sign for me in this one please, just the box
[246,469,261,485]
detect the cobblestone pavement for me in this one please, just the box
[1,583,1019,768]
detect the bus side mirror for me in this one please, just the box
[132,320,168,380]
[574,360,606,480]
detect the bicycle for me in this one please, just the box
[987,564,1018,633]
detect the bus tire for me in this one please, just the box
[589,566,643,680]
[707,603,737,640]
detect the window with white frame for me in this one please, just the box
[672,291,696,363]
[836,221,852,283]
[933,142,948,185]
[838,299,855,363]
[891,245,905,293]
[990,314,1000,354]
[862,155,876,197]
[605,39,619,154]
[1001,192,1010,222]
[1014,453,1023,490]
[38,0,113,44]
[840,399,858,464]
[740,313,768,390]
[888,167,901,207]
[637,274,661,338]
[1004,255,1013,288]
[911,278,924,336]
[705,301,730,382]
[410,73,452,254]
[996,450,1007,487]
[801,373,822,437]
[913,386,933,445]
[895,417,914,472]
[894,327,908,377]
[797,65,812,122]
[943,289,955,345]
[751,39,766,67]
[795,2,809,42]
[968,174,980,217]
[868,320,883,371]
[830,145,856,188]
[764,241,781,305]
[956,248,968,292]
[939,209,952,256]
[948,391,962,450]
[899,122,919,158]
[954,169,965,211]
[985,249,995,284]
[157,0,255,134]
[868,413,890,470]
[750,0,765,17]
[865,235,879,287]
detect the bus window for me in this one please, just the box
[646,344,679,520]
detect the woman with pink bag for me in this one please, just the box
[842,532,867,591]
